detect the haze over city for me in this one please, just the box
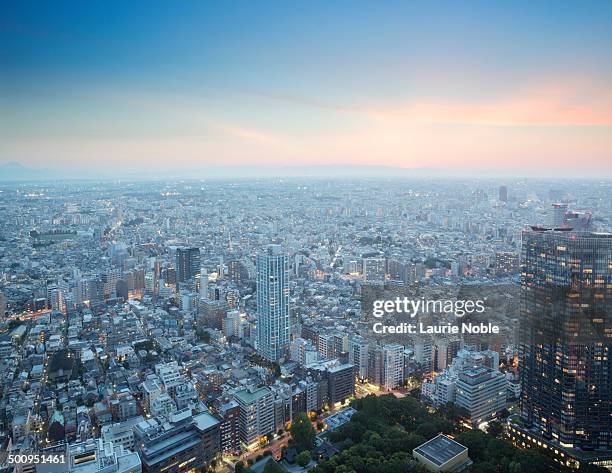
[0,2,612,473]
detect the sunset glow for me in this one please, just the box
[1,1,611,177]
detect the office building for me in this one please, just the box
[519,229,611,451]
[175,247,200,283]
[455,365,507,425]
[305,360,355,406]
[134,409,220,473]
[551,203,568,227]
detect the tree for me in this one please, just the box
[436,402,469,423]
[8,319,23,330]
[456,431,490,461]
[291,413,316,452]
[263,459,287,473]
[580,465,610,473]
[414,422,439,440]
[471,462,497,473]
[296,451,311,468]
[487,420,504,438]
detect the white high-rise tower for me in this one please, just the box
[256,245,290,362]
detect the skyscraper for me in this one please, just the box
[519,228,611,453]
[257,245,290,362]
[499,185,508,203]
[175,247,200,283]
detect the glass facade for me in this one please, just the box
[520,229,611,450]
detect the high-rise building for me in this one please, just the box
[198,268,209,299]
[222,310,243,339]
[256,245,290,362]
[455,365,507,425]
[519,228,611,452]
[175,247,200,283]
[305,360,355,406]
[216,400,241,455]
[0,291,6,319]
[367,345,384,385]
[348,337,369,380]
[50,288,67,314]
[363,257,386,284]
[433,338,461,371]
[382,343,404,389]
[499,185,508,202]
[551,203,568,227]
[234,386,275,448]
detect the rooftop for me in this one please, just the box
[413,434,468,467]
[234,386,271,404]
[193,411,220,431]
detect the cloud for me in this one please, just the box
[246,78,612,128]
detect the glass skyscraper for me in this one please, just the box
[519,228,611,452]
[256,245,290,362]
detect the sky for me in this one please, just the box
[1,1,612,178]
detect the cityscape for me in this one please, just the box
[0,178,609,473]
[2,1,612,473]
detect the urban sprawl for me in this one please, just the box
[0,178,609,473]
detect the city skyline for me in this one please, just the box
[2,1,612,178]
[0,176,610,471]
[1,1,612,469]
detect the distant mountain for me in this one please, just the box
[0,161,55,181]
[0,162,448,181]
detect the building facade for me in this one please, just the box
[519,229,611,451]
[256,245,290,362]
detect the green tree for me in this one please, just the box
[471,462,497,473]
[198,330,211,343]
[263,459,287,473]
[456,431,490,461]
[436,402,469,423]
[514,449,555,473]
[296,451,311,468]
[487,420,504,438]
[291,413,316,452]
[580,465,610,473]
